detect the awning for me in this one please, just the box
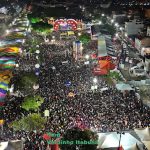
[116,83,133,91]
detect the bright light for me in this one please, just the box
[84,61,89,65]
[6,30,10,34]
[125,33,128,37]
[120,27,123,30]
[142,47,145,50]
[51,39,55,43]
[22,39,25,44]
[111,19,114,23]
[16,64,19,67]
[33,84,39,90]
[36,56,39,59]
[85,55,90,59]
[78,32,81,36]
[93,78,98,83]
[36,50,40,54]
[28,28,31,32]
[99,21,102,25]
[115,23,119,27]
[94,85,98,89]
[35,64,40,68]
[102,14,105,16]
[52,36,55,39]
[115,33,119,37]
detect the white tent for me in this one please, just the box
[142,141,150,150]
[134,127,150,141]
[125,144,139,150]
[0,140,22,150]
[134,127,150,150]
[0,142,8,150]
[116,83,133,91]
[97,132,143,150]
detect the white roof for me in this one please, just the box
[97,132,142,149]
[0,142,8,150]
[116,83,133,91]
[134,127,150,141]
[142,141,150,150]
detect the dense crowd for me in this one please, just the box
[0,32,150,150]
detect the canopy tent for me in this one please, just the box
[134,127,150,141]
[93,60,115,75]
[125,144,139,150]
[116,83,133,91]
[142,141,150,150]
[97,132,143,150]
[0,140,22,150]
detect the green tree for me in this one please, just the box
[11,113,46,131]
[105,24,116,35]
[21,95,44,111]
[31,17,41,24]
[79,33,91,44]
[108,71,122,81]
[20,73,38,89]
[60,127,98,150]
[31,22,53,33]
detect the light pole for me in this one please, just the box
[117,131,125,150]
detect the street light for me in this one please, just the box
[33,84,39,90]
[115,23,119,27]
[125,33,128,37]
[98,21,102,25]
[85,54,90,60]
[111,19,114,23]
[36,50,40,54]
[35,64,40,68]
[6,30,10,34]
[78,32,81,36]
[115,33,119,37]
[36,56,39,59]
[16,64,19,67]
[93,78,98,83]
[120,27,123,31]
[117,131,125,149]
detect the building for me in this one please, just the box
[90,25,111,40]
[147,26,150,36]
[97,36,107,57]
[72,41,83,61]
[125,19,144,36]
[145,9,150,18]
[145,56,150,73]
[135,37,150,55]
[113,14,127,24]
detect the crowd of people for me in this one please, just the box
[1,38,150,149]
[0,20,150,150]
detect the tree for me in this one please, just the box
[30,17,41,24]
[11,113,46,132]
[104,24,116,35]
[21,95,44,111]
[16,73,38,90]
[78,33,91,44]
[59,127,98,150]
[31,21,53,33]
